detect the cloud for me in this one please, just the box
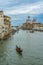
[0,0,19,9]
[12,17,22,21]
[4,0,43,15]
[0,0,12,6]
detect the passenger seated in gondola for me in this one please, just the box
[16,45,21,51]
[18,47,20,50]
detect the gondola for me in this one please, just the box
[16,45,23,53]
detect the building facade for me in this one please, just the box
[0,11,11,39]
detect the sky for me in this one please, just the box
[0,0,43,26]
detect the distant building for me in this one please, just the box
[22,16,31,29]
[21,16,43,30]
[32,19,41,30]
[0,11,11,39]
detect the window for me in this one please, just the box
[0,15,3,17]
[4,22,6,25]
[2,30,4,32]
[2,26,4,29]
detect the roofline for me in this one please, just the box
[4,15,11,19]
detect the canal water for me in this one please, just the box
[0,30,43,65]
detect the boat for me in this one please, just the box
[16,45,23,53]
